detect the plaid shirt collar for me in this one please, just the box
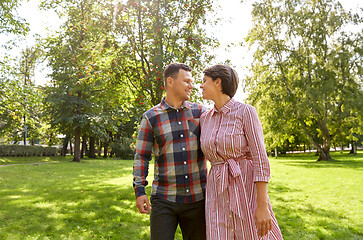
[161,97,191,111]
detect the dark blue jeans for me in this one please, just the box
[150,195,206,240]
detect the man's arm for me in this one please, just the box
[133,115,154,213]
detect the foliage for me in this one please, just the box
[0,144,56,157]
[246,0,363,161]
[42,0,135,161]
[114,0,218,106]
[0,0,29,35]
[40,0,218,162]
[0,47,43,145]
[111,138,134,160]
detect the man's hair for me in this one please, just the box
[163,63,192,85]
[203,64,239,98]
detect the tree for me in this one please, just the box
[44,0,114,161]
[114,0,217,106]
[246,0,363,161]
[0,47,42,144]
[42,0,218,161]
[42,0,145,161]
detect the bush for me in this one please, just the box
[0,145,57,157]
[111,139,134,160]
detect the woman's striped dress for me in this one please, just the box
[200,98,283,240]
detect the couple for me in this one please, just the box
[133,63,283,240]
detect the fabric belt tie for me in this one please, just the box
[212,158,249,220]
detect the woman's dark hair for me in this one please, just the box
[163,63,192,85]
[203,64,239,98]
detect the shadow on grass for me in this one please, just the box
[0,156,72,165]
[269,182,363,239]
[0,160,151,240]
[274,152,363,170]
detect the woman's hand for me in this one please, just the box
[254,181,272,237]
[254,205,272,237]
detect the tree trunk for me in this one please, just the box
[103,141,109,158]
[69,139,73,155]
[318,120,333,161]
[81,135,86,158]
[61,136,69,156]
[317,147,332,161]
[88,136,97,158]
[98,141,103,157]
[317,135,333,161]
[95,138,101,156]
[349,141,354,153]
[73,127,81,162]
[353,142,357,155]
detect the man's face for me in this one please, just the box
[170,69,194,101]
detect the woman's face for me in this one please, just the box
[200,75,218,100]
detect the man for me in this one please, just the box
[133,63,207,240]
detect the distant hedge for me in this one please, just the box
[0,145,57,157]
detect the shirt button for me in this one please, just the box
[184,161,187,164]
[178,121,182,125]
[185,175,188,178]
[182,147,186,151]
[186,189,189,193]
[180,134,184,137]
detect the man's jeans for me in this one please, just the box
[150,195,206,240]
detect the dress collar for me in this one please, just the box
[213,97,235,114]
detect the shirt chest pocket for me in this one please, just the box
[218,123,247,157]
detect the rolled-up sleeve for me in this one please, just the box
[242,105,271,183]
[133,115,154,198]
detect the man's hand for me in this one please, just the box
[136,195,151,214]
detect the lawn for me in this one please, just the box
[0,151,362,239]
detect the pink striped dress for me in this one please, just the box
[200,98,283,240]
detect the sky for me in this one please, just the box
[2,0,362,101]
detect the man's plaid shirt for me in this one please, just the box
[133,98,207,203]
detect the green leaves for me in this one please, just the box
[246,0,362,160]
[0,0,29,35]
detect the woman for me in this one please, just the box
[200,64,283,240]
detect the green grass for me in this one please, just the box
[0,151,362,239]
[269,151,363,240]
